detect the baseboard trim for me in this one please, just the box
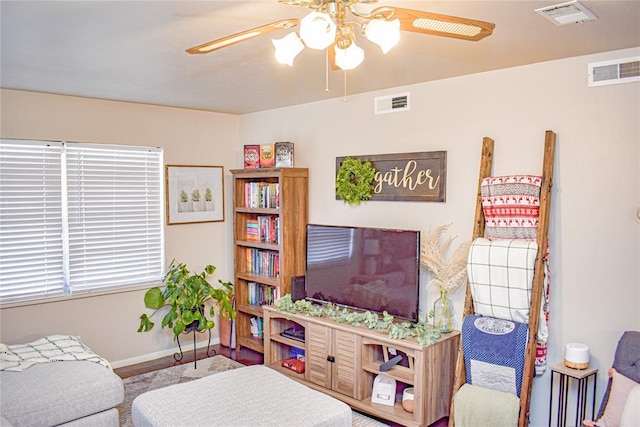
[111,337,221,369]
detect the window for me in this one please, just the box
[0,139,164,304]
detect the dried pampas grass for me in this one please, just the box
[421,224,470,293]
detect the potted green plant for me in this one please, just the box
[137,261,235,337]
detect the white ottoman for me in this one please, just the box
[132,365,352,427]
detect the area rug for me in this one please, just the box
[117,354,388,427]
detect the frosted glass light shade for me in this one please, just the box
[300,11,336,50]
[334,41,364,70]
[364,18,400,54]
[272,32,304,66]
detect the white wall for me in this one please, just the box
[239,47,640,425]
[0,89,240,365]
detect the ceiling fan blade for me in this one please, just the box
[186,19,299,54]
[376,7,495,42]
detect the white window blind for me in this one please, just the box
[0,140,66,302]
[0,139,164,304]
[65,143,164,293]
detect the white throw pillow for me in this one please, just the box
[621,383,640,427]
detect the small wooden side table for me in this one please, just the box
[548,362,598,427]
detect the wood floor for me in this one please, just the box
[113,344,263,379]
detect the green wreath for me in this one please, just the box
[335,157,376,205]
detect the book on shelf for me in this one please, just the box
[243,182,280,209]
[244,145,260,169]
[257,215,279,244]
[260,144,275,168]
[250,316,264,338]
[274,142,294,167]
[246,216,259,241]
[245,248,280,278]
[247,282,279,306]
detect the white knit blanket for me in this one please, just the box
[0,335,111,371]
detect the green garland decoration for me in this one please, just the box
[274,294,441,346]
[335,157,376,205]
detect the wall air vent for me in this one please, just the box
[535,0,598,26]
[588,56,640,87]
[374,93,410,115]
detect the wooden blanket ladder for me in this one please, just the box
[449,130,557,426]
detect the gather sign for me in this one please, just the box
[335,151,447,202]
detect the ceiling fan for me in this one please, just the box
[186,0,495,71]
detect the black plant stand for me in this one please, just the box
[173,322,216,369]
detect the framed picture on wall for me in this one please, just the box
[166,165,224,225]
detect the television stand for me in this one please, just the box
[263,306,460,427]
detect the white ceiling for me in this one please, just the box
[1,1,639,115]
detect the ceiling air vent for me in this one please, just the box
[535,1,598,26]
[588,56,640,87]
[374,93,410,115]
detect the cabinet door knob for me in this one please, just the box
[327,355,335,363]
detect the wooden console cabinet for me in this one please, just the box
[263,306,460,427]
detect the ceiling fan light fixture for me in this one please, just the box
[335,40,364,70]
[272,32,305,66]
[300,11,337,50]
[186,3,496,79]
[364,18,400,54]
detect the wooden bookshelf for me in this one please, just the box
[230,168,308,353]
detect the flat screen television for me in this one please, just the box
[305,224,420,322]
